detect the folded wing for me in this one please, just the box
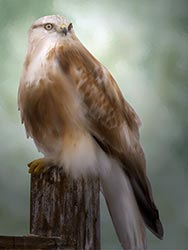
[56,41,164,248]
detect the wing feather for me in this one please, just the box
[57,42,140,147]
[57,41,163,239]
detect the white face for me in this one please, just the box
[28,15,75,44]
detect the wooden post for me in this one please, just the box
[30,168,100,250]
[0,235,70,249]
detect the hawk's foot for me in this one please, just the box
[28,158,48,174]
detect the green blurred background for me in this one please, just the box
[0,0,188,249]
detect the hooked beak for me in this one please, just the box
[60,24,67,36]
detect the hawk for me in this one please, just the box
[18,15,163,249]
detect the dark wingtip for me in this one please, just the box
[148,218,164,240]
[155,219,164,240]
[121,164,164,241]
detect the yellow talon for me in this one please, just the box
[28,158,46,174]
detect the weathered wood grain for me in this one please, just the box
[30,168,100,250]
[0,235,71,249]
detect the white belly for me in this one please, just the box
[35,128,100,179]
[59,131,99,178]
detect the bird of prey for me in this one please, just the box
[18,15,163,249]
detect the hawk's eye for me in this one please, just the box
[44,23,53,30]
[68,23,73,31]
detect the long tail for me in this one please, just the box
[125,164,164,240]
[100,158,147,250]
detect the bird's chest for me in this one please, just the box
[19,56,86,156]
[21,79,65,149]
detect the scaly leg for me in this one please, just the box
[28,158,50,174]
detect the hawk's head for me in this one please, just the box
[28,15,75,46]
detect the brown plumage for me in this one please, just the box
[18,15,163,249]
[57,41,163,239]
